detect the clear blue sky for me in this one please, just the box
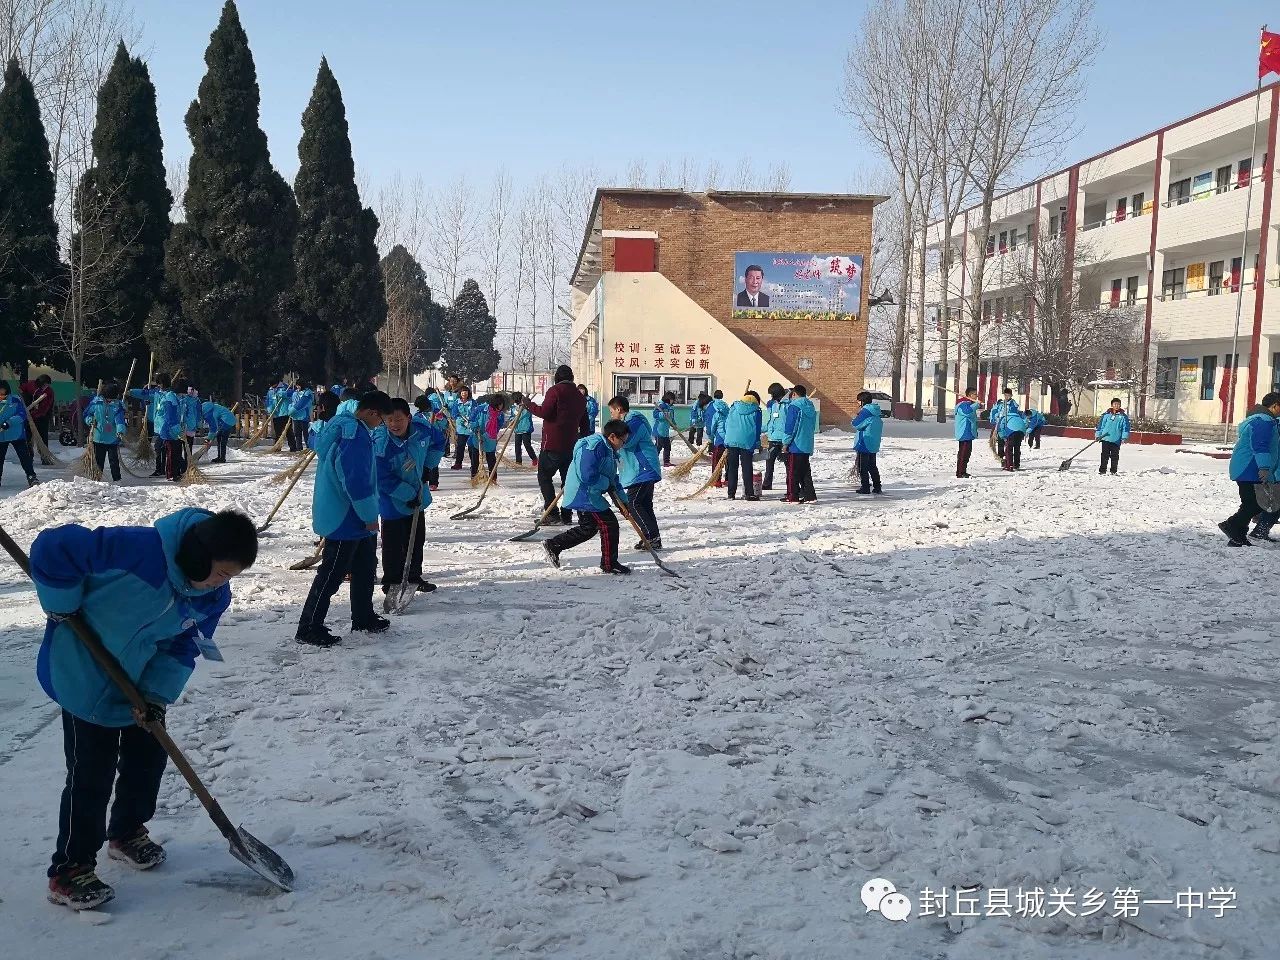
[130,0,1280,198]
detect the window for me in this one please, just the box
[1162,266,1186,300]
[1115,197,1127,223]
[985,234,995,258]
[1216,165,1232,194]
[1201,355,1217,401]
[1168,178,1191,205]
[1132,191,1145,216]
[1125,275,1140,305]
[982,299,992,322]
[1231,256,1243,292]
[998,231,1008,254]
[1203,261,1223,295]
[1238,157,1253,188]
[1049,214,1059,237]
[1272,353,1280,393]
[1109,278,1122,308]
[662,377,687,405]
[613,375,638,398]
[687,376,711,399]
[1008,229,1018,251]
[638,376,661,404]
[1154,357,1177,399]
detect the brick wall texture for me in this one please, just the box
[598,191,877,425]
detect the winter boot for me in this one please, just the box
[1249,523,1275,542]
[415,580,438,593]
[543,543,562,569]
[352,615,390,634]
[855,487,872,495]
[27,474,39,487]
[603,561,632,575]
[47,865,114,911]
[108,828,166,870]
[296,625,341,647]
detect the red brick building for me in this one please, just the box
[570,188,884,424]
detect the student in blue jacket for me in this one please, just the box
[579,384,600,435]
[511,392,538,465]
[30,508,257,910]
[295,391,393,646]
[652,391,676,466]
[781,385,818,503]
[179,385,201,442]
[375,399,434,601]
[1000,405,1029,471]
[1024,408,1047,449]
[309,390,339,451]
[1220,393,1280,545]
[288,383,315,453]
[201,400,237,464]
[266,380,292,442]
[761,383,789,491]
[156,377,187,481]
[609,395,664,549]
[954,387,983,478]
[852,391,884,493]
[1095,398,1131,475]
[141,373,174,477]
[469,393,510,481]
[451,387,474,471]
[413,394,449,490]
[336,387,360,417]
[706,390,731,486]
[543,421,632,575]
[990,388,1019,459]
[688,393,708,448]
[0,379,40,487]
[84,383,127,481]
[722,390,764,500]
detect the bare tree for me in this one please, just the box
[959,0,1098,388]
[703,159,722,191]
[480,168,512,323]
[625,157,647,188]
[731,157,756,190]
[375,171,430,257]
[426,174,479,302]
[765,162,791,192]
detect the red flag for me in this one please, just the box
[1260,29,1280,78]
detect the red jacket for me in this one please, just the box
[28,384,55,419]
[524,381,588,455]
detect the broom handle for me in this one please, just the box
[538,492,564,523]
[262,450,316,527]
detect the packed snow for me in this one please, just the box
[0,424,1276,959]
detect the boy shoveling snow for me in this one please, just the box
[29,509,258,910]
[543,420,633,575]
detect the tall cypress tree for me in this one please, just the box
[443,279,500,385]
[166,1,297,399]
[75,44,172,376]
[293,58,385,383]
[0,58,58,373]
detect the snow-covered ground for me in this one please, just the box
[0,426,1276,959]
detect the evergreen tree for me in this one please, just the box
[443,279,500,385]
[293,58,385,383]
[0,58,59,373]
[379,243,443,397]
[74,44,172,375]
[166,1,297,399]
[145,282,229,391]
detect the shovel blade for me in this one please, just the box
[289,554,322,570]
[387,583,416,615]
[229,825,294,892]
[1058,460,1072,472]
[508,525,542,542]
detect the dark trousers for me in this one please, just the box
[786,452,816,501]
[1227,481,1261,539]
[380,513,424,589]
[994,430,1005,458]
[288,419,306,453]
[1100,441,1120,474]
[0,437,37,479]
[857,451,881,491]
[538,449,573,522]
[1028,426,1042,449]
[711,444,725,478]
[688,426,704,447]
[422,463,440,487]
[164,438,187,479]
[153,435,165,475]
[763,441,784,489]
[211,429,230,461]
[34,414,51,449]
[656,435,673,465]
[453,435,470,468]
[297,535,377,634]
[957,440,973,477]
[1003,431,1024,470]
[484,449,496,476]
[94,441,122,481]
[49,710,167,877]
[725,446,755,497]
[626,482,659,541]
[515,432,537,463]
[546,508,619,568]
[272,416,289,441]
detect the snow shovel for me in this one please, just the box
[608,492,681,580]
[289,539,324,570]
[0,524,295,893]
[1059,438,1100,472]
[509,493,564,542]
[257,449,315,533]
[451,414,521,520]
[386,494,425,615]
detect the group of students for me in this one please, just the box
[126,375,239,481]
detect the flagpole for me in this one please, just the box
[1224,25,1267,443]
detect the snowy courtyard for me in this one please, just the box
[0,424,1276,960]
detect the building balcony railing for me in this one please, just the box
[1161,170,1268,209]
[1081,209,1149,232]
[1155,282,1255,302]
[1099,297,1149,310]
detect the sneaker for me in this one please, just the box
[872,488,883,495]
[429,484,439,492]
[855,488,872,495]
[633,538,664,551]
[543,543,562,569]
[798,497,818,503]
[603,562,632,575]
[414,581,437,593]
[745,495,760,501]
[727,493,737,500]
[108,829,166,870]
[1218,521,1249,546]
[352,615,390,634]
[296,625,341,647]
[449,464,462,470]
[760,485,773,491]
[560,512,574,525]
[27,475,40,487]
[48,865,114,911]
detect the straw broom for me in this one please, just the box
[669,440,711,480]
[499,452,537,471]
[270,451,311,484]
[261,417,293,455]
[470,414,520,488]
[677,450,729,501]
[73,380,106,480]
[23,403,61,466]
[178,437,210,486]
[240,392,289,451]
